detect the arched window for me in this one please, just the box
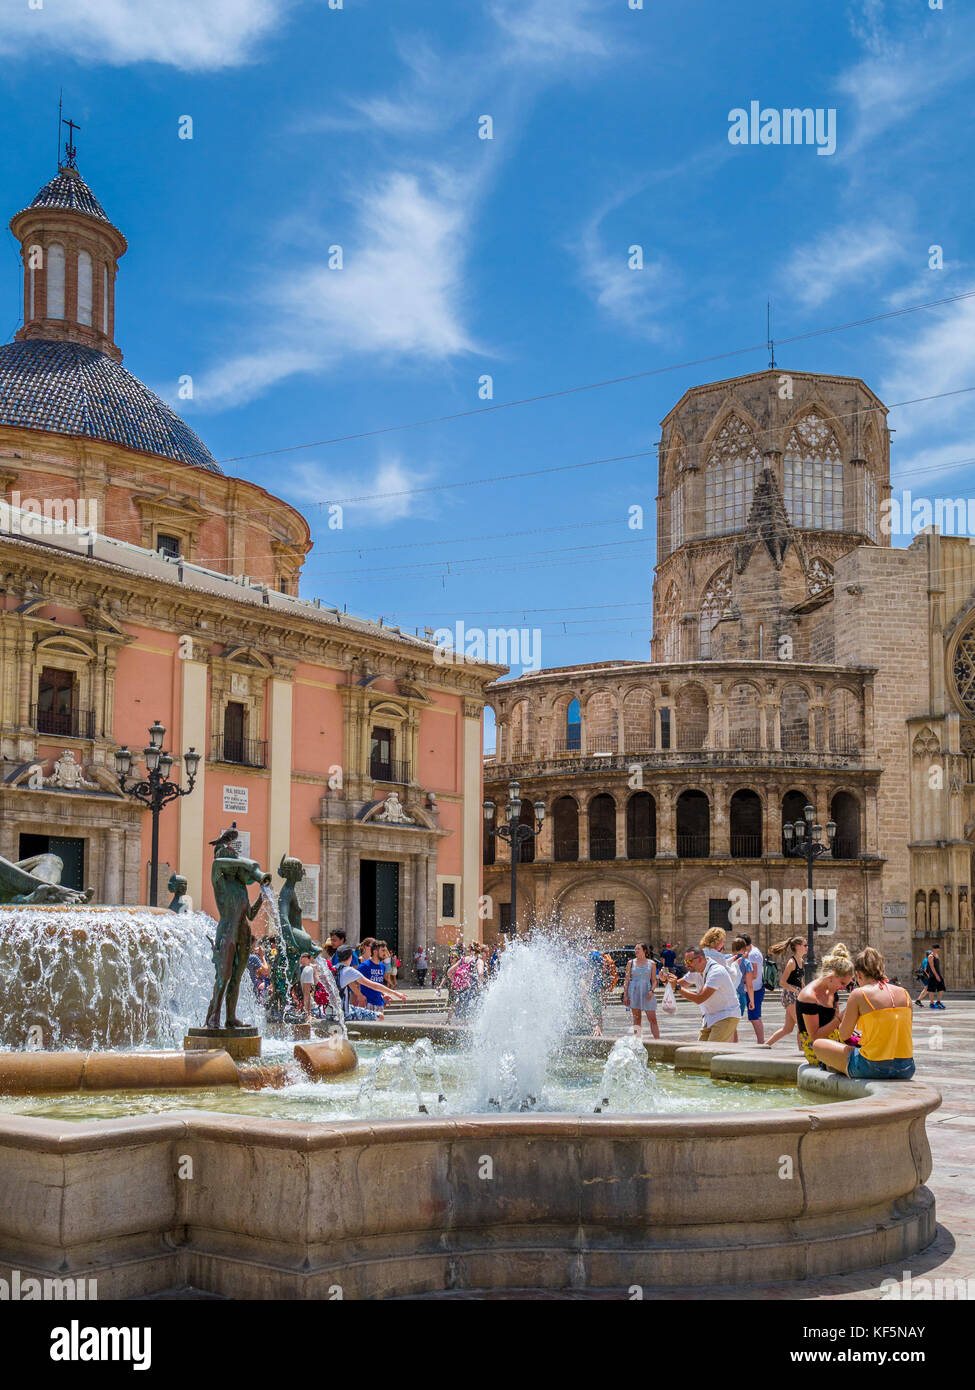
[622,688,654,752]
[669,435,686,553]
[553,796,579,861]
[676,789,710,857]
[77,250,93,326]
[518,798,537,864]
[659,583,681,662]
[699,563,733,660]
[780,685,810,751]
[626,792,656,859]
[705,414,761,535]
[566,697,581,751]
[784,412,843,530]
[46,243,65,320]
[509,700,531,758]
[588,793,616,861]
[728,682,761,749]
[782,789,811,852]
[103,264,110,334]
[830,791,860,858]
[828,688,860,754]
[675,684,708,750]
[730,788,762,857]
[586,690,617,753]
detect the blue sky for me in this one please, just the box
[3,0,975,698]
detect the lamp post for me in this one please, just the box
[114,720,200,906]
[782,803,836,983]
[483,780,545,936]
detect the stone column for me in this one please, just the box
[615,794,627,860]
[267,675,293,874]
[766,786,783,856]
[710,783,730,857]
[102,827,123,904]
[177,648,208,909]
[657,785,676,856]
[346,846,360,942]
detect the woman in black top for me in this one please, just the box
[765,936,807,1047]
[794,942,855,1062]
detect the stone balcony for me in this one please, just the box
[485,742,871,781]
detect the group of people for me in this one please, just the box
[247,928,407,1024]
[658,928,915,1081]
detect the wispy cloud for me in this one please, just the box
[490,0,612,64]
[0,0,290,71]
[780,220,906,309]
[288,453,438,527]
[192,169,480,409]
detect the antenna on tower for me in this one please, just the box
[767,298,776,370]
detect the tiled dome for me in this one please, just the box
[19,167,112,225]
[0,339,221,472]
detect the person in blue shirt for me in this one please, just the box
[662,943,677,973]
[358,942,388,1009]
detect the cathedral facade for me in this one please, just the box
[484,369,975,988]
[0,151,501,956]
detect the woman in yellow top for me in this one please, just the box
[812,945,915,1081]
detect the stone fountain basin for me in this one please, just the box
[0,1042,940,1298]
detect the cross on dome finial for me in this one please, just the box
[61,117,81,170]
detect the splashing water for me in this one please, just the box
[0,904,260,1050]
[407,1037,446,1107]
[469,931,586,1112]
[357,1043,429,1113]
[593,1033,660,1113]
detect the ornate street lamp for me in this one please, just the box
[115,720,200,906]
[483,779,545,935]
[782,804,836,982]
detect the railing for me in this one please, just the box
[210,734,268,768]
[626,835,657,860]
[31,705,95,739]
[730,833,763,858]
[551,737,583,756]
[781,730,810,751]
[588,832,616,861]
[676,833,710,858]
[369,757,410,783]
[676,728,708,751]
[486,743,866,777]
[553,837,579,862]
[731,728,762,749]
[831,837,860,859]
[829,734,860,755]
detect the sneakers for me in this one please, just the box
[930,1002,938,1009]
[935,1001,946,1009]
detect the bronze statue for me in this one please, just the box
[278,855,320,985]
[0,851,92,905]
[204,827,271,1029]
[167,872,190,915]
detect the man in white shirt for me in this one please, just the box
[742,933,765,1043]
[670,946,741,1042]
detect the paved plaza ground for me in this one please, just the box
[390,988,975,1301]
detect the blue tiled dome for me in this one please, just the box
[0,339,221,472]
[19,168,112,225]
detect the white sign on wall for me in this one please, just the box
[297,864,320,922]
[223,785,249,814]
[235,830,251,859]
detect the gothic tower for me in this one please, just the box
[652,370,891,664]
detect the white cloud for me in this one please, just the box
[288,454,438,527]
[0,0,288,71]
[193,170,479,408]
[882,291,975,443]
[579,229,669,337]
[781,221,906,309]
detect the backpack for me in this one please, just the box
[763,958,779,990]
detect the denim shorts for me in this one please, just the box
[847,1050,915,1081]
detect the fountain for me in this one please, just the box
[0,896,941,1297]
[593,1032,660,1113]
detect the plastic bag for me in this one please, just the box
[661,981,677,1015]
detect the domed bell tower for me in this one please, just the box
[10,125,127,363]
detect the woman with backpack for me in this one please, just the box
[765,936,807,1047]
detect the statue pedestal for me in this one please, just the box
[184,1026,261,1062]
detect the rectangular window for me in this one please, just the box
[499,902,513,935]
[370,726,394,780]
[156,533,181,559]
[660,707,671,749]
[595,900,615,932]
[442,882,456,919]
[708,898,731,930]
